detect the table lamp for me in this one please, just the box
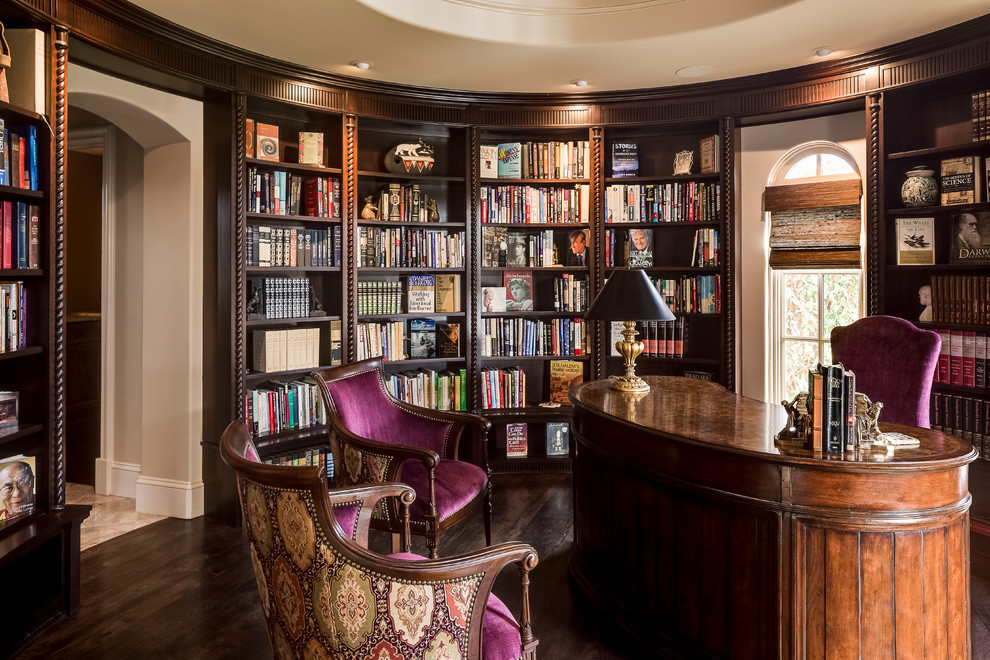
[585,268,675,392]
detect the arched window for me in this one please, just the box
[768,142,864,403]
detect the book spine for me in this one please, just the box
[825,364,845,453]
[843,371,856,452]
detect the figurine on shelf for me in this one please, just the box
[359,196,379,220]
[308,284,327,317]
[427,198,440,222]
[246,284,264,320]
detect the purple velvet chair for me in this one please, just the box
[220,420,539,660]
[313,358,492,559]
[830,315,941,428]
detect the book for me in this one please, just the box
[482,226,508,267]
[0,454,35,521]
[0,391,18,429]
[409,318,437,359]
[505,231,528,267]
[699,135,718,174]
[824,363,845,453]
[683,370,714,381]
[506,422,528,458]
[895,217,935,265]
[255,122,280,162]
[843,370,857,452]
[546,422,570,457]
[808,366,824,452]
[27,205,40,269]
[298,131,324,166]
[498,142,522,178]
[480,145,499,179]
[627,228,653,267]
[434,273,461,313]
[329,319,343,366]
[949,212,990,264]
[940,156,979,205]
[481,286,507,313]
[436,322,460,357]
[245,118,255,158]
[611,142,638,178]
[406,274,436,313]
[564,228,591,266]
[549,360,583,404]
[504,270,534,311]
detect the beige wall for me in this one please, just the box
[737,111,866,402]
[68,64,204,518]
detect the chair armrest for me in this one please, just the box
[334,424,441,473]
[326,483,415,549]
[392,400,492,434]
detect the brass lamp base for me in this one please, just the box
[611,320,650,393]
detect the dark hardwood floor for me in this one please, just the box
[13,472,990,659]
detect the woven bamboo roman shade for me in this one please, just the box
[765,179,862,268]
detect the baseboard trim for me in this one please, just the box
[95,459,140,499]
[135,476,204,519]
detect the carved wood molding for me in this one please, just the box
[344,115,358,362]
[866,93,883,316]
[234,93,247,415]
[52,27,68,508]
[472,105,595,128]
[589,126,604,381]
[237,68,345,111]
[469,128,481,410]
[879,39,990,89]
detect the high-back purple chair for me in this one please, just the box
[830,315,941,428]
[313,358,492,559]
[220,420,538,660]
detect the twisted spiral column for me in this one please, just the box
[52,28,69,509]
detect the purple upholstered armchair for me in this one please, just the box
[220,420,539,660]
[830,315,941,428]
[313,358,492,559]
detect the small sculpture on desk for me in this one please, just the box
[775,392,810,445]
[308,284,326,317]
[359,196,379,220]
[855,395,883,448]
[246,284,265,320]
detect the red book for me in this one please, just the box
[937,328,950,383]
[1,201,11,269]
[949,330,963,386]
[962,331,976,388]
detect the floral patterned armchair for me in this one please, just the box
[312,358,492,559]
[220,420,538,660]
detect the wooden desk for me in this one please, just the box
[569,376,977,659]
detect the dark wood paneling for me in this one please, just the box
[894,531,925,656]
[859,532,895,658]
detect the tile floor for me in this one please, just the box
[66,483,167,551]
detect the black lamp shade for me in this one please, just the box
[584,268,675,322]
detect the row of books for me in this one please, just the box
[610,318,688,359]
[935,329,988,389]
[385,367,468,411]
[479,184,590,224]
[356,226,465,268]
[482,141,591,180]
[356,321,405,362]
[479,317,588,358]
[971,90,990,142]
[1,281,26,353]
[479,366,526,409]
[553,274,588,312]
[931,392,989,457]
[409,319,460,359]
[262,447,334,482]
[247,168,341,218]
[247,224,342,268]
[807,363,857,454]
[603,228,719,270]
[0,121,40,190]
[928,275,990,326]
[252,327,323,373]
[604,181,720,224]
[371,183,439,223]
[481,227,589,269]
[505,422,571,459]
[0,202,40,269]
[652,274,721,314]
[357,275,460,316]
[246,377,328,438]
[248,276,313,320]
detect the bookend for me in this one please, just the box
[775,392,891,451]
[308,283,327,317]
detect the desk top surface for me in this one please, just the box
[570,376,976,468]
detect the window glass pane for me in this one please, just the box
[783,340,820,401]
[784,155,817,179]
[784,273,819,338]
[823,273,861,338]
[822,341,833,366]
[820,153,855,176]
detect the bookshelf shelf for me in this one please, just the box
[356,170,466,183]
[246,212,343,224]
[0,184,44,199]
[0,423,44,447]
[604,172,720,184]
[887,137,990,160]
[246,156,343,176]
[0,346,44,360]
[245,315,342,328]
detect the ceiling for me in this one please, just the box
[129,0,989,94]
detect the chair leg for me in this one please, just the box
[390,533,403,554]
[483,482,493,547]
[426,526,439,559]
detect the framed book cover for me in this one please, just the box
[564,228,591,266]
[409,318,437,359]
[506,422,528,458]
[481,286,507,313]
[940,156,979,205]
[436,323,460,357]
[545,422,570,457]
[0,454,35,521]
[255,122,280,162]
[627,228,653,267]
[611,142,638,178]
[506,231,528,267]
[504,271,534,311]
[407,274,436,313]
[895,217,935,265]
[298,131,324,166]
[699,135,718,174]
[0,391,18,429]
[950,212,990,263]
[480,145,499,179]
[549,360,583,404]
[434,273,461,313]
[498,142,522,178]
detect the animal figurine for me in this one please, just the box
[359,196,379,220]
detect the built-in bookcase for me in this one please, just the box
[354,118,471,411]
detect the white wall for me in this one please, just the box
[737,112,866,402]
[68,64,205,518]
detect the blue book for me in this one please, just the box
[28,126,39,191]
[16,202,28,268]
[497,142,522,178]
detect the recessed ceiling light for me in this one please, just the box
[813,47,833,58]
[572,79,589,88]
[675,66,713,79]
[350,61,371,70]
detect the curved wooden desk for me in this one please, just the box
[569,376,977,659]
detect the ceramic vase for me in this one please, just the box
[900,167,938,207]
